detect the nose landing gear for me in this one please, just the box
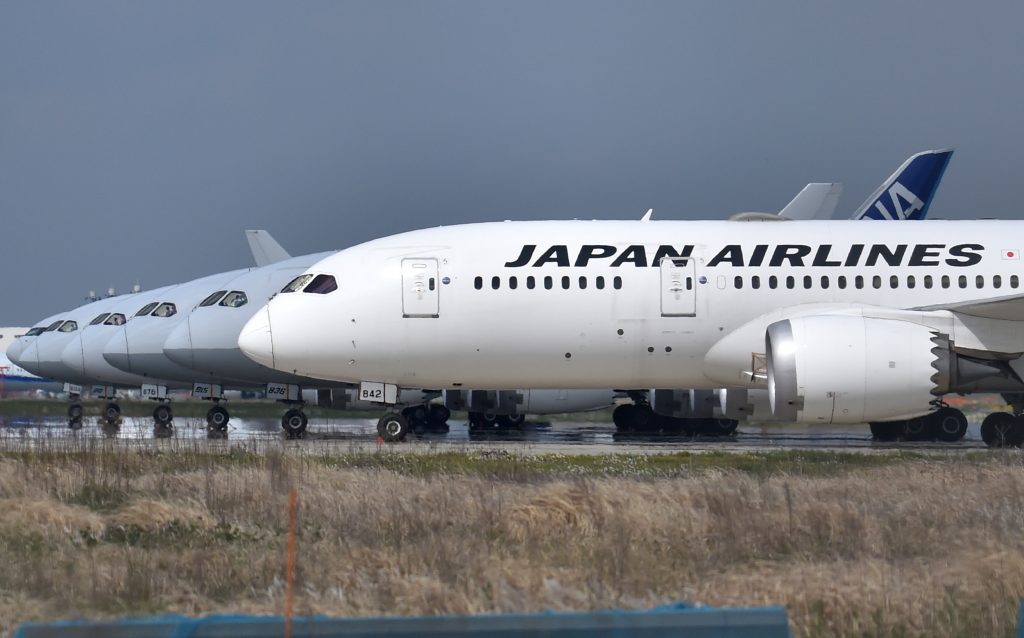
[206,404,230,439]
[282,408,309,438]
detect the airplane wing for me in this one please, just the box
[778,183,842,220]
[245,230,291,267]
[914,292,1024,321]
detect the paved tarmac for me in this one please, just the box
[0,410,997,453]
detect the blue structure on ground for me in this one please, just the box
[14,602,792,637]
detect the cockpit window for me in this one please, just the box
[58,321,78,333]
[44,320,64,332]
[151,303,177,318]
[304,274,338,294]
[219,291,248,308]
[25,327,46,336]
[282,274,314,293]
[104,313,126,326]
[136,302,159,317]
[89,313,111,326]
[199,291,227,307]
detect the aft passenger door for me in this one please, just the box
[401,258,439,318]
[660,256,696,317]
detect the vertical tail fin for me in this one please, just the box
[850,148,954,220]
[245,230,291,266]
[778,183,843,220]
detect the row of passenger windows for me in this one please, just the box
[729,273,1021,290]
[281,273,338,294]
[474,275,624,291]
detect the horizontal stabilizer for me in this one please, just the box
[246,230,291,267]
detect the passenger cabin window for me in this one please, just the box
[561,276,570,290]
[994,275,1002,289]
[941,275,950,289]
[924,275,933,289]
[89,313,111,326]
[151,303,177,318]
[820,276,829,289]
[1013,275,1020,288]
[769,275,778,289]
[803,275,812,289]
[220,291,248,307]
[509,276,518,290]
[890,275,899,289]
[282,275,314,293]
[200,291,227,307]
[613,276,623,290]
[491,276,500,290]
[872,276,881,289]
[838,275,847,289]
[907,275,916,289]
[104,314,126,326]
[855,275,864,289]
[304,274,338,294]
[596,276,605,289]
[751,275,760,289]
[786,276,794,290]
[958,275,967,289]
[58,321,78,333]
[734,276,743,289]
[976,275,985,288]
[527,276,536,289]
[135,303,158,317]
[544,276,553,290]
[579,276,587,289]
[474,276,482,290]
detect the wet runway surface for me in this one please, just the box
[0,411,996,452]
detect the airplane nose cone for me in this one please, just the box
[238,307,274,369]
[102,330,132,373]
[19,341,41,374]
[60,335,87,376]
[6,340,24,365]
[163,320,194,368]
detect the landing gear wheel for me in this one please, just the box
[929,407,968,442]
[981,412,1020,447]
[102,402,121,426]
[153,404,173,426]
[869,422,901,442]
[206,405,230,436]
[281,409,308,438]
[428,404,451,426]
[612,404,659,433]
[67,403,84,429]
[706,418,738,437]
[153,423,174,439]
[377,413,409,442]
[499,414,526,429]
[902,417,929,441]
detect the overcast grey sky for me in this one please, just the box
[1,1,1022,324]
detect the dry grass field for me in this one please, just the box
[0,439,1022,637]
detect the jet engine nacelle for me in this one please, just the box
[766,316,941,424]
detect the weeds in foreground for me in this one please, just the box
[0,441,1021,638]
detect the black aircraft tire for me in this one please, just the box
[282,409,307,437]
[103,402,121,424]
[981,412,1017,447]
[929,407,968,443]
[902,417,929,441]
[207,405,230,432]
[68,403,84,421]
[377,413,409,442]
[869,422,901,442]
[428,404,451,425]
[153,404,173,426]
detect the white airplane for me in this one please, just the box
[241,213,1024,448]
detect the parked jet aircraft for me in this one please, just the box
[242,221,1024,446]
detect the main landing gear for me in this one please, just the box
[377,404,452,442]
[467,411,525,432]
[980,412,1024,448]
[869,406,968,443]
[612,403,738,437]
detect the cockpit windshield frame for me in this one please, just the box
[135,302,159,317]
[199,291,227,307]
[281,274,314,293]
